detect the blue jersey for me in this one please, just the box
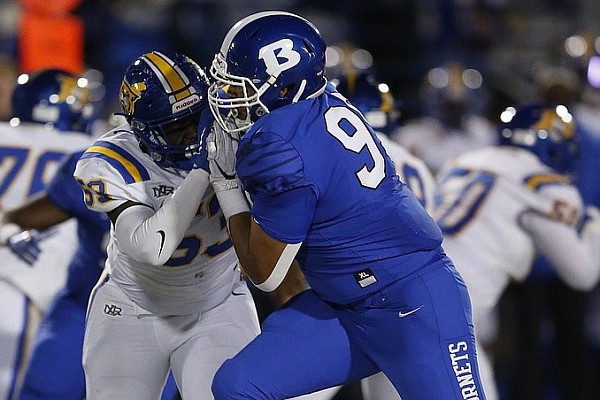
[237,85,443,303]
[46,151,109,302]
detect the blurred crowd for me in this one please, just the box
[1,0,600,399]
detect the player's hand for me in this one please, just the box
[207,121,250,220]
[5,229,56,266]
[207,122,241,192]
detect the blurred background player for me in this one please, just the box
[1,149,110,400]
[498,55,600,400]
[74,51,261,399]
[7,150,179,400]
[394,60,496,174]
[432,103,600,400]
[0,68,98,399]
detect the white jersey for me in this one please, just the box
[434,146,590,315]
[74,125,239,316]
[0,122,94,310]
[377,133,436,214]
[432,145,600,400]
[0,122,94,400]
[393,115,496,173]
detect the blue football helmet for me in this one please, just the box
[119,51,212,171]
[208,11,327,134]
[332,71,399,135]
[11,69,95,133]
[420,61,489,130]
[498,104,579,174]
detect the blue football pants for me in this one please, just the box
[212,259,486,400]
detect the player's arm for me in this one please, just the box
[0,194,70,231]
[75,154,211,267]
[210,127,313,292]
[519,205,600,291]
[111,168,211,267]
[0,195,71,265]
[218,181,315,292]
[1,151,82,232]
[228,212,302,292]
[268,262,310,307]
[0,151,82,265]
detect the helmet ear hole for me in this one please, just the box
[280,85,294,98]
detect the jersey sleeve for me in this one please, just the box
[237,131,316,243]
[521,173,583,222]
[251,185,317,243]
[73,141,152,214]
[238,131,310,196]
[519,207,600,290]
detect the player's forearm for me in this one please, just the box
[227,212,257,277]
[268,262,310,307]
[2,195,69,230]
[114,168,210,266]
[224,194,301,292]
[520,211,600,290]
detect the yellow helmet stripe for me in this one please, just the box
[524,174,570,190]
[142,52,192,102]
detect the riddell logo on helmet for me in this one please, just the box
[172,95,199,112]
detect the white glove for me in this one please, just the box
[207,122,250,220]
[207,122,239,186]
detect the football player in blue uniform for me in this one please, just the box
[207,11,487,400]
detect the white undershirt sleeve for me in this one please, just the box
[519,209,600,291]
[114,168,210,267]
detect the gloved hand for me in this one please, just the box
[207,121,241,191]
[4,228,56,266]
[189,143,209,172]
[207,122,250,220]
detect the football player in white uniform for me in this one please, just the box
[393,61,496,174]
[0,69,97,400]
[433,104,600,400]
[74,51,260,399]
